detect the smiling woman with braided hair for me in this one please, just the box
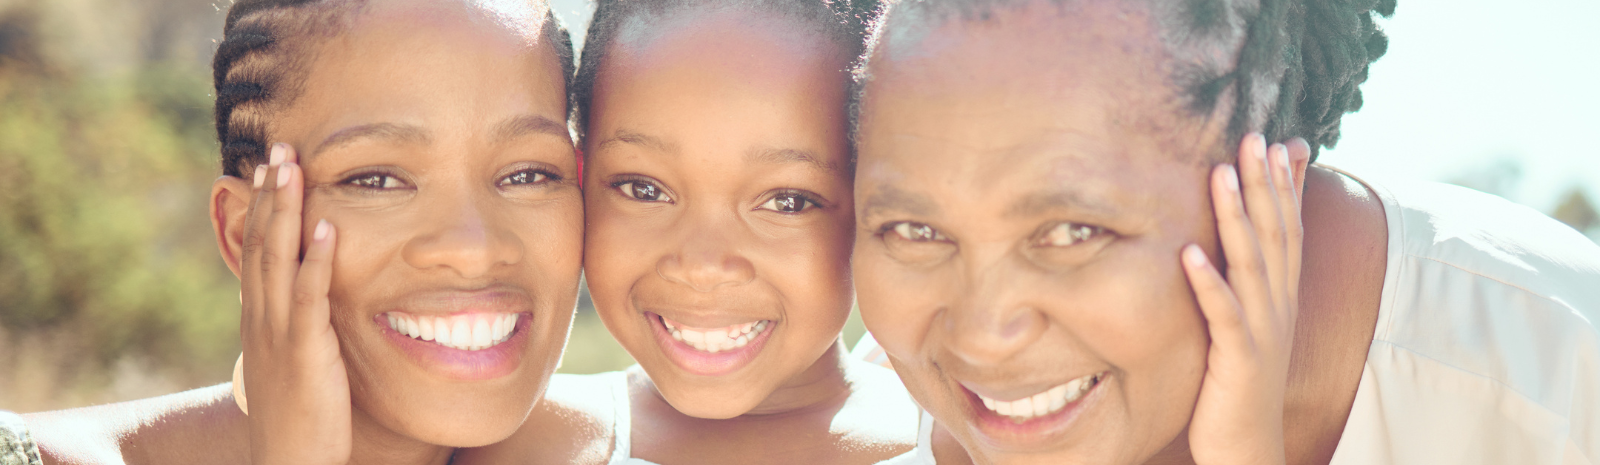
[11,0,598,464]
[847,0,1600,464]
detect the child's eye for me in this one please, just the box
[614,179,672,203]
[499,169,551,187]
[757,191,820,214]
[343,173,408,189]
[1035,222,1106,247]
[888,222,949,242]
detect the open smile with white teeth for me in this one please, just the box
[661,317,771,354]
[976,372,1105,422]
[384,312,520,351]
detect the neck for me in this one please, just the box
[348,407,456,465]
[740,339,853,417]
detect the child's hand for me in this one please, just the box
[1182,134,1308,465]
[239,143,351,465]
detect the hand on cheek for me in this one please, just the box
[1180,134,1309,465]
[237,143,352,465]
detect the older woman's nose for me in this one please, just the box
[942,261,1048,367]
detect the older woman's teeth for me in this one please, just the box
[977,372,1103,422]
[384,313,519,351]
[661,318,769,353]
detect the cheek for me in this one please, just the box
[580,195,658,316]
[852,241,940,359]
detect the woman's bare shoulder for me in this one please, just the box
[453,372,618,465]
[24,383,248,465]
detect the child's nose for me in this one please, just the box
[655,223,756,292]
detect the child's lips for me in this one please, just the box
[646,311,776,376]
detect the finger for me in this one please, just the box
[241,162,274,337]
[1269,143,1305,314]
[1285,138,1313,209]
[290,219,336,342]
[261,144,303,338]
[1210,163,1277,339]
[1235,134,1290,313]
[1182,244,1251,352]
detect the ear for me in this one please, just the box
[1286,137,1313,199]
[211,174,254,279]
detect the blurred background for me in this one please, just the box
[0,0,1595,413]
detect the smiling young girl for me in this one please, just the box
[454,1,926,464]
[12,1,592,464]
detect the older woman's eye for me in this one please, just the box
[499,169,550,186]
[614,180,672,203]
[1037,222,1105,247]
[344,173,407,189]
[890,222,948,242]
[757,192,819,214]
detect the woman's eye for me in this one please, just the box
[616,180,671,203]
[1037,222,1105,247]
[500,169,549,186]
[758,192,818,214]
[890,222,948,242]
[345,173,406,189]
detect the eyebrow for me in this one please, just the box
[594,129,678,154]
[747,147,842,174]
[861,184,939,219]
[492,114,569,144]
[1006,189,1121,219]
[312,123,430,157]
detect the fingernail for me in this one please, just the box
[269,143,286,166]
[1223,164,1239,192]
[1275,145,1292,180]
[1183,244,1208,268]
[252,165,266,188]
[314,219,330,241]
[276,163,291,188]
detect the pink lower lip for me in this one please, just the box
[647,312,773,377]
[963,375,1106,449]
[376,313,531,381]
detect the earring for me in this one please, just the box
[232,353,249,415]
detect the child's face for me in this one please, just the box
[268,0,579,446]
[854,3,1227,464]
[582,11,856,419]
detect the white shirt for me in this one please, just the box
[1328,171,1600,465]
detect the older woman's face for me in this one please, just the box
[854,2,1232,463]
[265,0,581,446]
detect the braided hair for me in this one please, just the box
[571,0,880,150]
[859,0,1394,162]
[211,0,576,178]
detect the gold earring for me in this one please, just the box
[232,353,249,415]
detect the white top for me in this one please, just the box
[603,371,935,465]
[1327,171,1600,465]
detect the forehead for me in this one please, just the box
[292,0,566,128]
[588,9,850,162]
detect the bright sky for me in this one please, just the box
[548,0,1600,216]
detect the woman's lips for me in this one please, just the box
[960,372,1109,448]
[376,311,531,381]
[647,311,774,377]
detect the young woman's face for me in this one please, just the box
[854,3,1230,464]
[582,11,856,419]
[265,0,580,446]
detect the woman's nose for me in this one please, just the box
[655,217,756,292]
[402,196,523,279]
[942,262,1048,367]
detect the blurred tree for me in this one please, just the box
[0,3,238,411]
[1551,188,1598,236]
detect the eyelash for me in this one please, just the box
[499,168,558,187]
[612,177,672,203]
[757,190,823,214]
[341,171,409,190]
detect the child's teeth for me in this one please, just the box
[384,312,520,351]
[975,372,1103,422]
[660,317,771,353]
